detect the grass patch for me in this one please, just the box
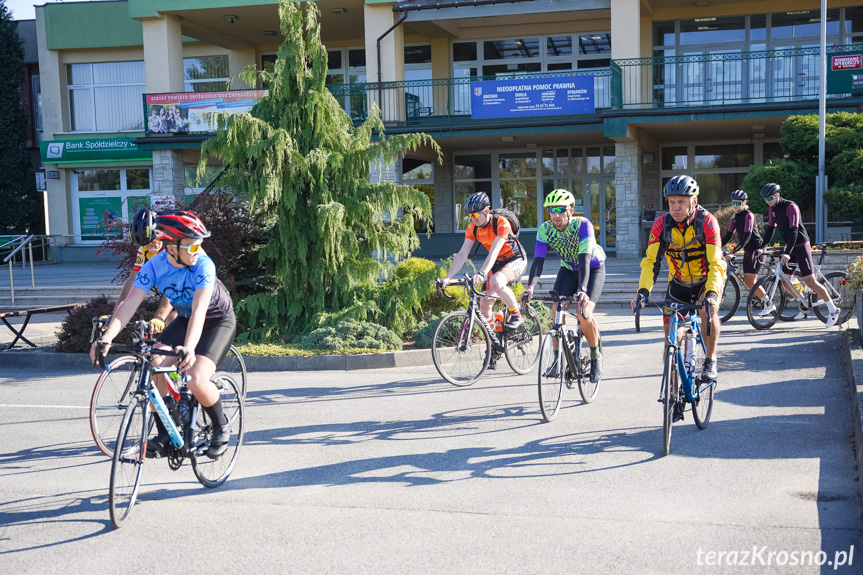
[235,342,396,357]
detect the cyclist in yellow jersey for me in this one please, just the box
[632,175,725,382]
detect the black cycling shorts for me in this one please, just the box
[553,264,606,303]
[741,248,766,275]
[782,244,815,278]
[663,281,709,323]
[158,314,236,366]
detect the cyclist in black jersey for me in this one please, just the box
[760,183,839,326]
[720,190,767,303]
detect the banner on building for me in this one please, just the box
[40,137,150,164]
[143,90,267,135]
[827,53,863,94]
[470,76,594,119]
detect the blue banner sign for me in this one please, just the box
[470,76,594,119]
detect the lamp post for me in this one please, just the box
[816,0,827,243]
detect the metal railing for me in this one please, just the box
[2,235,63,306]
[326,69,612,126]
[611,44,863,110]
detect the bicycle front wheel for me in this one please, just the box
[746,274,786,330]
[109,395,148,528]
[216,345,248,400]
[432,311,491,386]
[537,333,563,422]
[662,350,677,457]
[814,271,855,326]
[91,355,141,458]
[718,273,740,323]
[505,305,544,374]
[192,375,244,488]
[692,377,715,430]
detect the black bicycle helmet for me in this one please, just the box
[730,190,748,202]
[664,175,699,197]
[760,183,781,198]
[464,192,491,213]
[129,207,156,247]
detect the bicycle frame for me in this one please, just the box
[544,294,582,380]
[664,308,709,404]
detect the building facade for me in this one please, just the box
[36,0,863,259]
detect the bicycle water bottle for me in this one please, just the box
[494,312,504,333]
[178,389,192,425]
[684,329,696,375]
[791,276,804,293]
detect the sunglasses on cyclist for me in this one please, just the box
[468,211,485,219]
[548,206,569,214]
[764,194,778,201]
[178,239,203,253]
[731,200,743,206]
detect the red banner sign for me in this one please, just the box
[831,54,862,71]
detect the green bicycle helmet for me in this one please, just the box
[544,189,575,207]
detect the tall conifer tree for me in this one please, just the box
[0,0,36,232]
[200,0,440,339]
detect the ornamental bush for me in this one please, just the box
[411,311,449,349]
[55,295,161,353]
[300,318,402,351]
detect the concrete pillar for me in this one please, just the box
[142,15,184,93]
[611,0,642,108]
[364,3,404,122]
[430,38,449,116]
[433,151,454,234]
[36,7,71,241]
[228,48,257,89]
[152,150,186,207]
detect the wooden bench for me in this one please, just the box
[0,304,85,350]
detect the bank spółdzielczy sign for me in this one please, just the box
[40,138,151,164]
[470,76,594,120]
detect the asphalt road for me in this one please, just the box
[1,310,861,574]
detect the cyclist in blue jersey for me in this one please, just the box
[91,211,236,459]
[521,189,606,383]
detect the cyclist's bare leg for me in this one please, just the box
[697,305,720,360]
[576,300,599,347]
[743,273,766,300]
[186,356,220,407]
[550,301,563,351]
[479,295,495,322]
[487,271,518,310]
[802,273,832,305]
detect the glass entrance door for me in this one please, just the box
[584,176,616,253]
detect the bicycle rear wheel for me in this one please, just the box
[109,395,148,528]
[692,377,715,430]
[192,375,244,488]
[662,350,677,457]
[216,345,247,400]
[746,274,786,330]
[432,311,491,386]
[814,271,855,326]
[90,355,141,458]
[576,331,598,403]
[718,273,740,323]
[505,305,544,374]
[537,333,564,422]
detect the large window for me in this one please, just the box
[405,44,432,119]
[660,142,758,210]
[73,168,153,241]
[402,159,434,232]
[499,153,538,229]
[184,56,229,92]
[67,62,145,132]
[454,155,492,230]
[325,47,366,120]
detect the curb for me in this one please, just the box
[841,323,863,508]
[0,347,436,372]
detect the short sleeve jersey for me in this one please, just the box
[534,216,606,271]
[465,216,525,262]
[132,251,232,319]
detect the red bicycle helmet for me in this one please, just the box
[154,211,211,241]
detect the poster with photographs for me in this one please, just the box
[144,90,267,135]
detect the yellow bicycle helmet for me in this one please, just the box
[544,189,575,207]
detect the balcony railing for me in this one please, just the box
[326,69,611,127]
[611,44,863,110]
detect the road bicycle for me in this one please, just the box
[719,251,797,324]
[432,274,544,386]
[745,244,854,330]
[635,298,716,456]
[89,316,247,458]
[93,320,244,528]
[536,292,596,422]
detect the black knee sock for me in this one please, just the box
[204,399,229,428]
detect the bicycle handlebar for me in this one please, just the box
[91,317,188,370]
[633,297,713,337]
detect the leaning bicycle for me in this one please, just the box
[537,292,596,422]
[93,320,244,528]
[635,297,716,456]
[432,274,544,386]
[89,316,248,458]
[745,243,854,330]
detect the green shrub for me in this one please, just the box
[411,311,450,349]
[300,318,402,351]
[529,300,551,329]
[55,295,161,353]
